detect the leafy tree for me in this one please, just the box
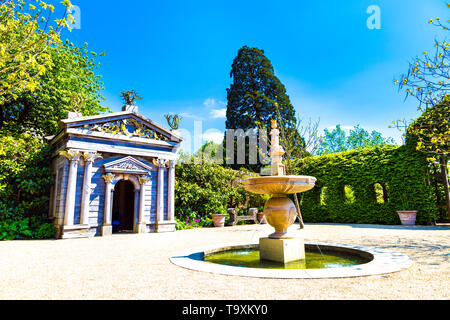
[0,0,106,136]
[316,125,396,156]
[226,46,297,131]
[0,0,73,106]
[193,141,221,161]
[316,125,348,155]
[0,39,108,136]
[225,46,302,169]
[395,6,450,220]
[0,0,107,239]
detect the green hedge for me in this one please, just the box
[295,144,437,225]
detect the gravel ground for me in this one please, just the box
[0,223,448,300]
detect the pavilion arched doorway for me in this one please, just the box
[112,180,135,233]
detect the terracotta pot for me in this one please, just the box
[212,214,227,227]
[257,212,267,224]
[396,211,417,226]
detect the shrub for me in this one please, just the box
[0,134,54,240]
[32,219,56,239]
[175,157,267,227]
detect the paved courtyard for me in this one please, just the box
[0,223,449,300]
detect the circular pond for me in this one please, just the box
[204,244,371,270]
[170,242,412,279]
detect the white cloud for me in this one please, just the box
[202,130,224,144]
[202,98,227,119]
[203,98,226,109]
[210,108,227,119]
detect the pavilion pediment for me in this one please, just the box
[81,117,170,141]
[103,156,154,174]
[57,111,182,144]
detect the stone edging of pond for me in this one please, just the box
[169,241,413,279]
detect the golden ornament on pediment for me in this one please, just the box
[83,118,169,141]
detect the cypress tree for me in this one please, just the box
[225,46,302,170]
[226,46,298,130]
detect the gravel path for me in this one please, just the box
[0,223,448,300]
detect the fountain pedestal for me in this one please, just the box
[264,195,297,239]
[260,194,306,264]
[260,237,305,264]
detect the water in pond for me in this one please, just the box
[204,248,369,269]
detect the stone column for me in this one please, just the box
[167,161,176,222]
[50,168,60,219]
[101,173,115,236]
[60,150,81,226]
[80,152,102,227]
[136,175,151,233]
[153,158,167,231]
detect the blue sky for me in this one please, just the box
[61,0,448,152]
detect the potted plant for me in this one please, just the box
[211,207,228,228]
[396,196,417,226]
[257,206,267,224]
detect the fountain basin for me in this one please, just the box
[170,242,413,279]
[204,244,371,269]
[243,175,317,240]
[242,175,317,195]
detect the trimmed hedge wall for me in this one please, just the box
[295,144,437,225]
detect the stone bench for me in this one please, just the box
[226,208,259,226]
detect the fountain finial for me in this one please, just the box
[270,120,286,176]
[271,119,277,129]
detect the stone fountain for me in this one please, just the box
[242,120,317,264]
[171,125,412,277]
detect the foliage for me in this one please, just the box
[0,0,73,106]
[395,5,450,158]
[175,156,268,229]
[407,98,450,158]
[32,218,56,239]
[1,39,108,136]
[225,45,302,169]
[226,46,297,131]
[295,144,437,225]
[193,141,223,162]
[0,1,107,239]
[316,125,396,156]
[0,134,55,240]
[395,4,450,221]
[396,9,449,109]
